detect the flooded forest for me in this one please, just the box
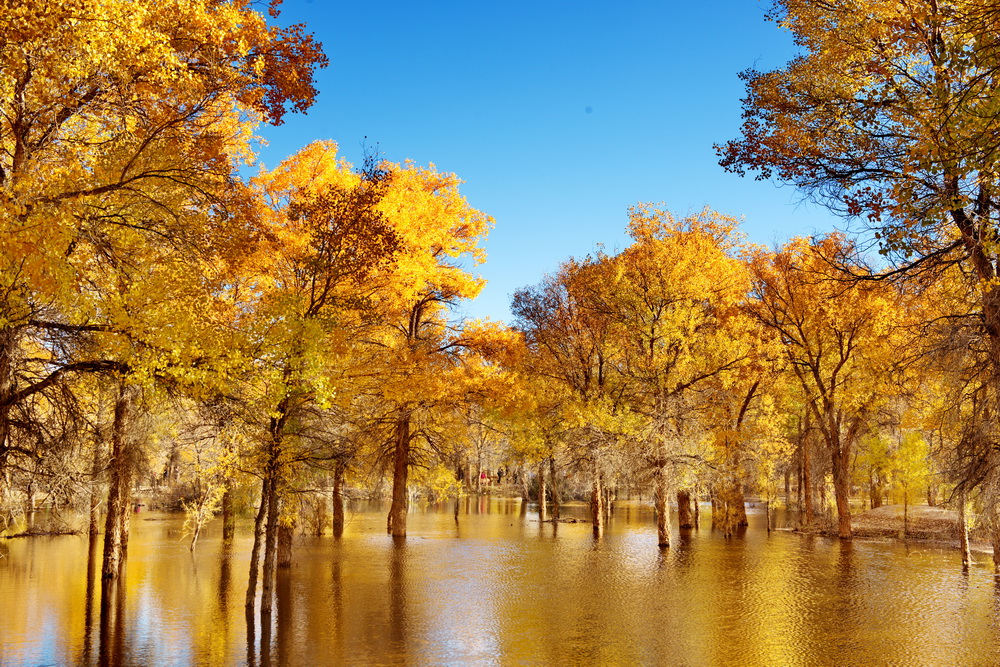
[6,0,1000,664]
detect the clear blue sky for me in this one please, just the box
[257,0,842,322]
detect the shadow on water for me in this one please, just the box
[80,533,100,665]
[97,566,127,667]
[389,535,408,652]
[275,567,292,667]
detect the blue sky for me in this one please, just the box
[257,0,843,322]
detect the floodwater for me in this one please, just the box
[2,499,999,666]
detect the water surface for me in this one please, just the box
[2,499,998,666]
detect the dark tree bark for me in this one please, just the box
[387,414,410,537]
[245,475,270,612]
[261,472,280,615]
[221,482,236,544]
[677,489,694,529]
[591,459,604,538]
[277,520,294,569]
[101,382,137,580]
[549,456,561,521]
[332,459,346,538]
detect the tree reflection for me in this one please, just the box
[80,533,101,665]
[389,536,407,651]
[98,567,127,667]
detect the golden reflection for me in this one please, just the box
[4,507,1000,665]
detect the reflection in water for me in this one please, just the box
[2,501,1000,665]
[80,533,100,665]
[389,536,407,653]
[97,571,126,667]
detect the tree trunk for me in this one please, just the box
[261,473,281,615]
[245,476,270,612]
[734,485,748,527]
[538,461,547,522]
[654,467,669,547]
[221,482,236,544]
[796,443,803,512]
[830,446,853,539]
[549,456,560,521]
[332,459,346,538]
[387,415,410,537]
[677,490,693,529]
[101,382,136,580]
[88,439,104,536]
[590,458,604,537]
[692,487,700,528]
[277,520,294,569]
[959,489,970,569]
[802,436,814,526]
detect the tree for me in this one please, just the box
[718,0,1000,504]
[748,235,909,538]
[0,0,326,576]
[598,207,755,546]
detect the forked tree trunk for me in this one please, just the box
[387,415,410,537]
[332,459,346,538]
[102,382,137,580]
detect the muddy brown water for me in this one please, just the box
[2,499,999,666]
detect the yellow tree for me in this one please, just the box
[0,0,325,576]
[748,235,910,538]
[232,140,402,613]
[599,207,754,546]
[370,167,494,536]
[719,0,1000,507]
[512,256,627,536]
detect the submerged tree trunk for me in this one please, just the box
[245,476,270,612]
[959,489,970,569]
[654,467,669,547]
[717,482,746,537]
[802,434,814,526]
[277,519,294,569]
[590,457,604,537]
[332,459,346,538]
[101,382,137,580]
[89,438,104,537]
[692,486,700,528]
[538,460,547,522]
[677,490,693,529]
[387,415,411,537]
[549,456,560,520]
[830,446,853,539]
[221,482,236,544]
[261,473,281,615]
